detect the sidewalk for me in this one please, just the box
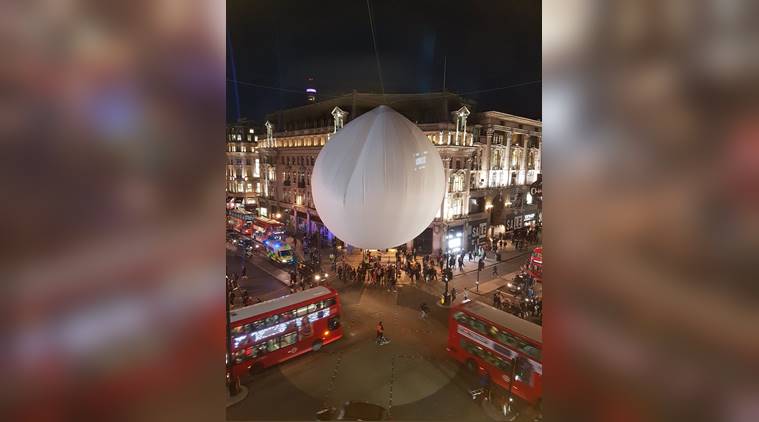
[289,237,539,306]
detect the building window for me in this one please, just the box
[447,197,463,219]
[254,159,260,177]
[296,195,303,206]
[451,174,464,192]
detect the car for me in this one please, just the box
[316,401,388,421]
[297,262,329,283]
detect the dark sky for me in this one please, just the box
[227,0,541,123]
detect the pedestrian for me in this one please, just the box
[492,265,498,277]
[458,255,464,272]
[451,287,457,302]
[241,266,247,278]
[463,288,469,302]
[376,321,385,344]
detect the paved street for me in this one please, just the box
[226,241,541,421]
[226,244,289,303]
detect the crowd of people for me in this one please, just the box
[493,265,542,324]
[226,272,262,309]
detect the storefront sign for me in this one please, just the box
[505,215,524,231]
[470,220,488,239]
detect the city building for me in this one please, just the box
[245,92,541,254]
[225,119,260,209]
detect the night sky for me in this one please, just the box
[227,0,541,123]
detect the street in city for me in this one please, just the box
[226,239,540,421]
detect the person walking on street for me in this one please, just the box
[376,321,385,344]
[451,287,457,303]
[458,255,464,272]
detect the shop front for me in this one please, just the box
[444,226,465,254]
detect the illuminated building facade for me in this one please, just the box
[225,119,260,209]
[249,92,541,254]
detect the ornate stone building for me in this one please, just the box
[225,120,259,209]
[239,92,541,254]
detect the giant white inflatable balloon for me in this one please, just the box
[311,105,445,249]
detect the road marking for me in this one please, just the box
[322,352,343,408]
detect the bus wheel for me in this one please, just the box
[466,359,478,373]
[312,340,323,351]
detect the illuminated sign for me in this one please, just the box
[233,308,331,349]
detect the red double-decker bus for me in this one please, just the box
[528,246,542,282]
[252,216,285,243]
[227,209,255,236]
[447,301,543,407]
[229,286,343,377]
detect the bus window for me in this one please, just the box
[307,303,317,313]
[280,332,297,348]
[522,345,542,361]
[253,342,267,358]
[470,319,489,336]
[497,357,512,373]
[514,357,534,385]
[267,338,280,353]
[265,315,279,327]
[324,298,336,308]
[279,309,295,322]
[453,311,466,323]
[250,320,265,332]
[296,306,309,317]
[328,316,340,330]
